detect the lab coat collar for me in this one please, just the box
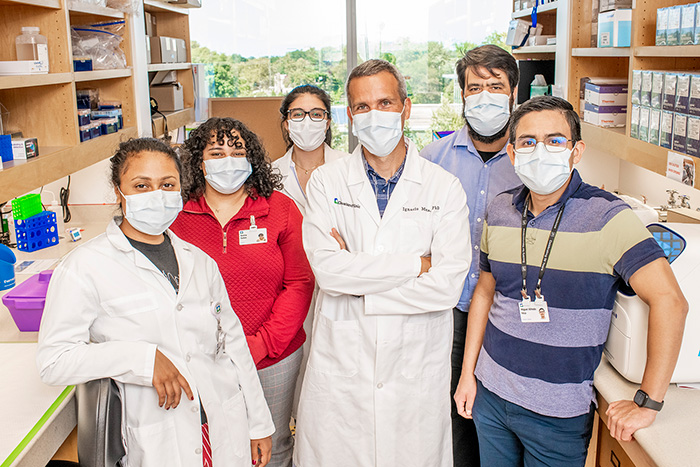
[277,146,305,207]
[105,218,194,299]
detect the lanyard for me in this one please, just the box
[520,196,566,299]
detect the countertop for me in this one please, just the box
[594,357,700,467]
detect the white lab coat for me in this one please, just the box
[36,220,274,467]
[272,143,348,216]
[294,140,471,467]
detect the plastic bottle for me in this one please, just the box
[16,27,49,73]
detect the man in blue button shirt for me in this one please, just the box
[420,44,522,467]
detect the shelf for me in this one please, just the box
[581,123,668,176]
[0,73,73,90]
[512,45,557,54]
[67,0,124,18]
[73,68,132,82]
[0,127,138,203]
[151,107,194,138]
[147,63,192,72]
[512,1,558,19]
[634,45,700,58]
[0,0,61,8]
[572,47,630,57]
[144,0,189,14]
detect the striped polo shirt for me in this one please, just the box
[475,170,665,418]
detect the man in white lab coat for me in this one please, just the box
[294,59,471,467]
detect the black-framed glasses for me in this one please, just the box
[287,108,328,122]
[514,136,575,154]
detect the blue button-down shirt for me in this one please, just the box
[420,125,522,311]
[363,155,406,217]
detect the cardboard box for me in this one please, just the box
[695,4,700,45]
[591,0,600,46]
[173,38,187,63]
[663,72,678,112]
[656,7,668,46]
[150,36,177,64]
[681,4,696,45]
[506,19,543,46]
[676,73,691,114]
[667,6,681,46]
[660,110,674,149]
[686,115,700,157]
[144,12,156,36]
[598,9,632,47]
[631,70,642,105]
[584,102,627,128]
[649,108,661,145]
[11,138,38,160]
[585,82,628,106]
[630,104,640,139]
[689,74,700,116]
[673,112,688,154]
[638,106,650,142]
[599,0,632,13]
[150,83,184,111]
[651,71,664,109]
[145,37,151,65]
[641,70,652,107]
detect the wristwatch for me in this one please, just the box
[634,389,664,411]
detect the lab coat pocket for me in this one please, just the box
[221,390,248,458]
[401,312,451,379]
[308,313,360,377]
[126,417,182,467]
[399,219,432,255]
[101,293,159,317]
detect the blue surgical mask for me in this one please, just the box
[351,107,405,157]
[204,157,252,194]
[514,143,573,195]
[464,91,511,137]
[120,189,183,236]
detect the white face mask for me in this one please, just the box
[514,143,574,195]
[204,157,252,194]
[288,118,327,152]
[351,107,404,157]
[120,189,183,236]
[464,91,511,137]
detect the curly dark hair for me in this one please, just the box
[279,85,333,150]
[110,137,181,189]
[181,117,282,200]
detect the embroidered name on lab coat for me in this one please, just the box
[403,205,440,212]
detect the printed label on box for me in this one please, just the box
[631,104,640,139]
[657,8,669,46]
[668,6,682,45]
[686,116,700,158]
[649,109,661,145]
[676,74,691,113]
[689,75,700,116]
[663,73,678,112]
[660,110,674,149]
[631,70,642,105]
[641,71,653,107]
[639,107,650,142]
[673,113,688,153]
[651,72,664,109]
[681,5,696,45]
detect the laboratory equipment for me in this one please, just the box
[2,270,52,332]
[605,222,700,383]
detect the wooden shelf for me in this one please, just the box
[635,45,700,57]
[67,0,124,18]
[144,0,189,14]
[512,1,558,19]
[512,45,557,54]
[0,0,60,8]
[73,68,132,82]
[151,107,194,138]
[147,63,192,72]
[572,47,630,57]
[0,127,137,203]
[0,73,72,90]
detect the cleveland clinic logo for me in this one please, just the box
[334,198,360,209]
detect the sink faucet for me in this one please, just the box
[680,195,691,209]
[666,190,679,209]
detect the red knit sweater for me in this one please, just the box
[170,191,314,370]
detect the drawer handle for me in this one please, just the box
[610,450,621,467]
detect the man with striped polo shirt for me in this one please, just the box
[454,96,688,466]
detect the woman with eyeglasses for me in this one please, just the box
[170,117,315,467]
[274,85,348,215]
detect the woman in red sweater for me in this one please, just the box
[170,117,314,467]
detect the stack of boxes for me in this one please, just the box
[630,70,700,158]
[76,90,123,142]
[145,12,187,65]
[583,80,628,128]
[656,3,700,46]
[597,0,632,48]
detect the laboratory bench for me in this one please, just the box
[0,205,114,467]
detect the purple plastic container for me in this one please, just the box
[2,270,53,332]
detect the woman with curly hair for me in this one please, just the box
[170,118,315,467]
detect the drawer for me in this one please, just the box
[597,425,635,467]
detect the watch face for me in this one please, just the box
[634,390,647,406]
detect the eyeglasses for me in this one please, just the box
[287,108,328,122]
[514,137,575,154]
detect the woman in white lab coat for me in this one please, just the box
[273,85,347,216]
[36,138,274,467]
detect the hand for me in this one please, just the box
[419,256,432,276]
[454,373,477,419]
[250,437,272,466]
[330,228,347,250]
[152,349,193,410]
[606,399,658,442]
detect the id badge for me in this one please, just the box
[239,227,268,245]
[518,296,550,323]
